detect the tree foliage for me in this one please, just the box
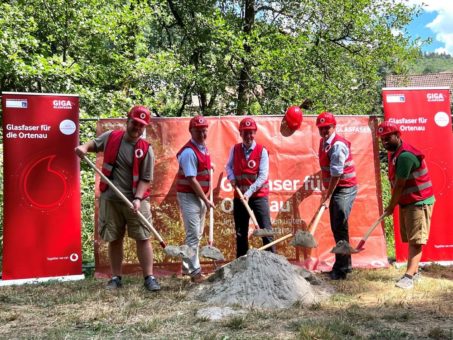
[1,0,420,117]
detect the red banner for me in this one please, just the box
[94,115,388,277]
[382,87,453,264]
[1,92,83,283]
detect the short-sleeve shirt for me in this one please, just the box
[396,151,434,206]
[94,131,154,201]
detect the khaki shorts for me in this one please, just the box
[99,198,153,242]
[399,204,433,245]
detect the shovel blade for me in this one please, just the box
[164,245,195,258]
[200,245,225,261]
[252,229,276,237]
[330,240,359,255]
[291,230,318,248]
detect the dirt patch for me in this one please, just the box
[193,249,331,309]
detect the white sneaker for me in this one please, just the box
[395,275,414,289]
[413,272,422,282]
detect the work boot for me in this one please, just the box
[106,276,122,290]
[144,275,161,292]
[190,272,204,284]
[328,270,347,280]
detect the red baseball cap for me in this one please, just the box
[316,112,336,127]
[239,117,258,131]
[189,115,209,130]
[377,121,400,137]
[128,106,151,126]
[281,106,303,136]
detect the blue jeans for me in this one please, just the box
[233,196,275,258]
[330,185,357,274]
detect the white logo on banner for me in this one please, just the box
[434,112,450,127]
[53,100,73,109]
[59,120,76,135]
[70,253,79,262]
[427,93,445,102]
[5,99,27,108]
[386,94,405,103]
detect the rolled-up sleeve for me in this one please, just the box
[329,141,349,176]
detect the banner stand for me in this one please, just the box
[0,274,85,287]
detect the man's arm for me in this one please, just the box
[74,140,96,158]
[384,178,407,216]
[321,142,348,206]
[225,146,236,187]
[187,177,214,209]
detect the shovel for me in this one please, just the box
[234,186,276,238]
[200,169,225,261]
[82,155,191,258]
[292,204,326,248]
[331,213,386,255]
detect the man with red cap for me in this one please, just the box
[75,105,160,292]
[226,117,275,257]
[377,121,434,289]
[176,115,215,283]
[316,111,357,280]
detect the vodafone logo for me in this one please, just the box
[319,118,326,123]
[53,100,73,109]
[378,127,384,134]
[140,112,147,119]
[427,93,444,102]
[70,253,79,262]
[135,149,144,159]
[247,160,256,168]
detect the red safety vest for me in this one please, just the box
[388,141,433,205]
[176,141,211,194]
[100,130,151,199]
[233,143,269,198]
[319,134,357,189]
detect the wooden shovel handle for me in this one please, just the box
[82,155,166,248]
[362,213,386,242]
[308,204,326,235]
[209,168,214,245]
[258,234,293,251]
[235,186,259,228]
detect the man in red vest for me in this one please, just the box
[226,117,275,258]
[377,121,435,289]
[176,116,214,283]
[75,106,160,292]
[317,112,357,280]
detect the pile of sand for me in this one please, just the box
[194,249,331,309]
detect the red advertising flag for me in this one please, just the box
[93,115,388,277]
[382,87,453,264]
[1,92,83,283]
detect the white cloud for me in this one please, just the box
[406,0,453,55]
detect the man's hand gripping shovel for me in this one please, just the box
[82,155,191,258]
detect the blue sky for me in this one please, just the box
[405,1,453,55]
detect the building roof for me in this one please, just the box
[386,72,453,89]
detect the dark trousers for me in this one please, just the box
[330,185,357,274]
[233,196,275,258]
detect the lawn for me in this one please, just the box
[0,264,452,339]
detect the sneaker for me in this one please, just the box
[106,276,122,290]
[144,276,161,292]
[395,275,414,289]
